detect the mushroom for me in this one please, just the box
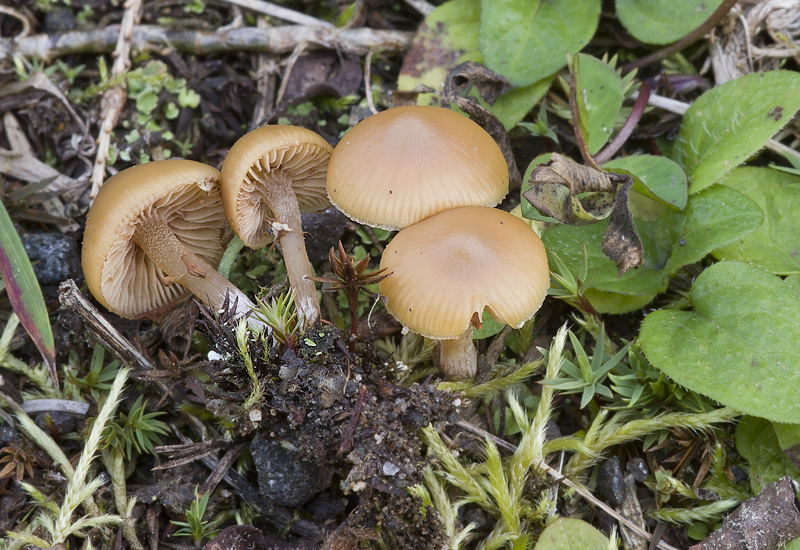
[221,125,332,329]
[82,159,263,327]
[327,105,509,230]
[378,207,549,380]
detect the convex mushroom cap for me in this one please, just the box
[221,125,332,249]
[82,160,230,319]
[327,105,509,230]
[379,206,549,379]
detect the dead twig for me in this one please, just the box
[0,5,32,38]
[90,0,142,198]
[58,279,155,372]
[364,48,379,115]
[219,0,334,28]
[0,25,414,61]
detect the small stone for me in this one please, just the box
[627,457,649,482]
[21,234,81,285]
[301,207,348,266]
[251,435,332,507]
[383,462,400,476]
[597,456,625,507]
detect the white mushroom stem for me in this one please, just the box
[256,173,320,329]
[438,328,477,380]
[133,216,267,332]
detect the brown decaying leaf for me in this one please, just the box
[690,477,800,550]
[601,175,643,276]
[524,153,643,275]
[443,61,511,105]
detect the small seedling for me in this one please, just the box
[171,487,222,546]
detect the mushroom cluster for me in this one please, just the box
[326,105,550,379]
[83,125,332,332]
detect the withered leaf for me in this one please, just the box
[443,61,511,106]
[524,153,643,275]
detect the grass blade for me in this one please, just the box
[0,200,57,387]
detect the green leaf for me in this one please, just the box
[533,517,608,550]
[640,261,800,423]
[479,0,601,87]
[615,0,723,45]
[397,0,549,128]
[541,185,762,311]
[135,89,159,115]
[735,416,800,494]
[0,200,56,384]
[714,167,800,275]
[672,71,800,194]
[473,310,507,340]
[603,155,688,210]
[575,54,624,154]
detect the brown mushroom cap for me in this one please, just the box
[82,160,227,318]
[379,206,549,339]
[221,125,332,248]
[327,105,509,230]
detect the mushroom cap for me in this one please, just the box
[378,207,549,339]
[82,160,227,318]
[327,105,509,230]
[221,125,333,248]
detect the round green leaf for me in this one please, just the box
[479,0,601,87]
[604,155,688,210]
[397,0,550,129]
[672,71,800,194]
[533,518,608,550]
[541,185,762,304]
[640,261,800,423]
[576,54,624,155]
[615,0,723,45]
[714,167,800,275]
[736,416,800,494]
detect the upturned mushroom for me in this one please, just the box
[221,125,332,329]
[379,207,549,380]
[327,105,509,230]
[82,159,263,327]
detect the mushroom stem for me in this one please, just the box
[133,216,266,331]
[257,173,320,329]
[438,328,477,380]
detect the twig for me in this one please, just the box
[219,0,334,28]
[201,441,248,496]
[0,5,32,38]
[364,48,379,115]
[455,420,681,550]
[58,279,155,372]
[621,0,739,74]
[251,16,279,128]
[402,0,435,16]
[89,0,142,198]
[0,25,414,61]
[274,39,308,106]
